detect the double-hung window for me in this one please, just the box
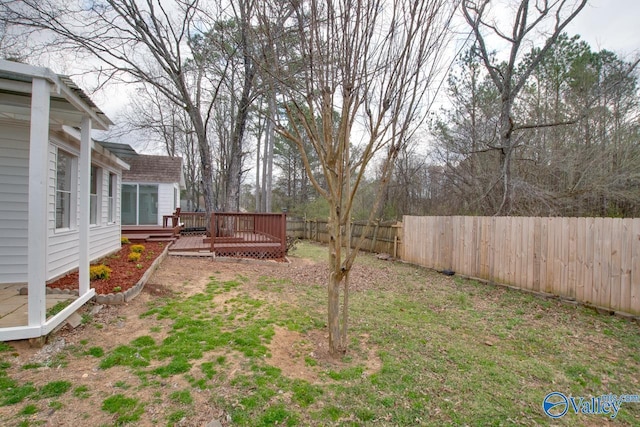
[108,172,117,223]
[90,166,100,225]
[55,149,73,229]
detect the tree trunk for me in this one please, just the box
[187,106,215,216]
[261,89,276,212]
[223,9,255,212]
[327,209,347,356]
[255,119,262,212]
[496,99,514,215]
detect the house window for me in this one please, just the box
[139,185,158,225]
[90,166,99,225]
[122,184,137,225]
[121,183,158,225]
[56,149,74,229]
[108,173,117,223]
[173,187,178,211]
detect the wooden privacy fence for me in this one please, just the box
[286,217,402,256]
[402,216,640,316]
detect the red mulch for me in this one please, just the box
[47,242,167,295]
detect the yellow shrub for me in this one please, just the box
[89,264,112,280]
[128,252,141,262]
[130,244,145,253]
[121,236,130,245]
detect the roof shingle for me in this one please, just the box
[122,155,183,184]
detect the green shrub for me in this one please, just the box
[128,252,141,262]
[89,265,112,281]
[130,244,145,253]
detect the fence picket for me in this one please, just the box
[600,218,612,309]
[620,219,632,314]
[575,217,586,303]
[631,219,640,314]
[610,219,623,312]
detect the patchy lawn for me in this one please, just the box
[0,241,638,426]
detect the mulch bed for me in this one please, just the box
[47,242,167,295]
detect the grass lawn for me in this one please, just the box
[1,241,639,426]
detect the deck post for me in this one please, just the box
[281,212,287,257]
[210,212,215,253]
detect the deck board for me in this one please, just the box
[169,235,210,252]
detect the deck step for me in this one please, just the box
[123,234,177,243]
[147,237,177,242]
[124,234,151,242]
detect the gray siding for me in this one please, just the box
[0,123,29,283]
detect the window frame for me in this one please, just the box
[108,172,117,224]
[89,165,101,226]
[55,148,76,231]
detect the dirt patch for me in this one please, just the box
[1,249,386,426]
[268,326,320,382]
[265,257,399,292]
[267,326,382,384]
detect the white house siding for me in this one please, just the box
[158,182,179,224]
[46,134,122,281]
[0,123,29,283]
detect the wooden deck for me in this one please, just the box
[131,212,290,259]
[168,234,285,259]
[122,225,181,243]
[168,235,210,252]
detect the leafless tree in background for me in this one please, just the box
[461,0,588,215]
[124,84,203,210]
[1,0,238,217]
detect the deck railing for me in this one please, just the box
[178,212,208,232]
[210,212,287,258]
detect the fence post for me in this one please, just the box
[392,222,403,259]
[371,220,380,253]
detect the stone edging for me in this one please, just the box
[94,243,170,305]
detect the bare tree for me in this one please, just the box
[220,0,258,212]
[270,0,458,355]
[2,0,236,217]
[124,84,203,209]
[461,0,587,215]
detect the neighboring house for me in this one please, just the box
[0,60,128,341]
[98,141,184,226]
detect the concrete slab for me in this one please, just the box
[0,283,76,329]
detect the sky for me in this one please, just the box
[81,0,640,152]
[89,0,640,116]
[565,0,640,57]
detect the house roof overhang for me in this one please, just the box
[61,126,130,171]
[0,59,113,131]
